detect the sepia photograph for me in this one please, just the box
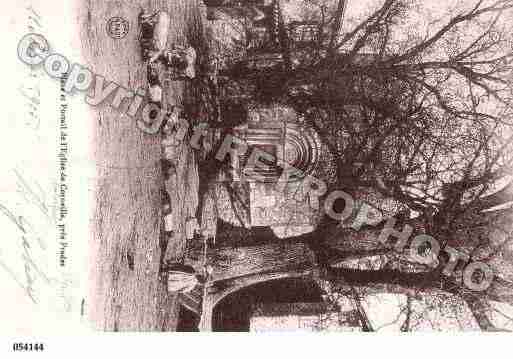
[2,0,513,349]
[81,0,513,332]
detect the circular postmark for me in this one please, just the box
[106,16,130,39]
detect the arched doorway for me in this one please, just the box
[213,277,323,331]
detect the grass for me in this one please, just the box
[81,0,206,331]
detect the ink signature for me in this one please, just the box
[19,85,41,132]
[0,169,57,304]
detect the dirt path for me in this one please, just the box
[81,0,203,331]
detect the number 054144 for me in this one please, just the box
[12,343,44,351]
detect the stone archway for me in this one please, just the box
[198,266,317,331]
[210,275,323,331]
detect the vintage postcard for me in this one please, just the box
[1,0,513,348]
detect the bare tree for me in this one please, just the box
[201,0,513,331]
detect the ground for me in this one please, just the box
[81,0,204,331]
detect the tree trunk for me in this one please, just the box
[186,241,316,282]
